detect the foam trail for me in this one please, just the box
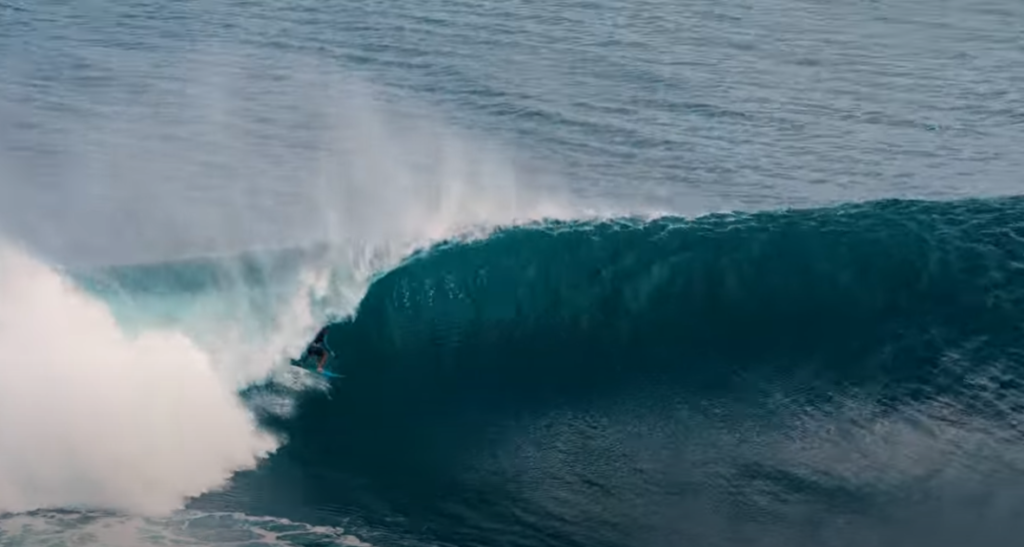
[0,241,277,515]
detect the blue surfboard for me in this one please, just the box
[290,357,344,379]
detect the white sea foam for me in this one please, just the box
[0,46,577,518]
[0,241,278,515]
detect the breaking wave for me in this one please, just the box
[225,196,1024,547]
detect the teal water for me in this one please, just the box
[225,197,1024,547]
[2,1,1024,546]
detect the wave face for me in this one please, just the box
[199,196,1024,547]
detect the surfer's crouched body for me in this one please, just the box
[307,326,331,373]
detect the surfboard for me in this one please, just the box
[289,357,344,379]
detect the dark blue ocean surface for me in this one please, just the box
[2,0,1024,546]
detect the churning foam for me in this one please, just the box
[0,46,583,518]
[0,241,277,515]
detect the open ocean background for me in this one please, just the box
[2,1,1024,546]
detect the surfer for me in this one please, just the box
[307,325,333,373]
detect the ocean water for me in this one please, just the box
[1,1,1024,546]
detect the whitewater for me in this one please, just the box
[2,0,1024,546]
[0,29,578,541]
